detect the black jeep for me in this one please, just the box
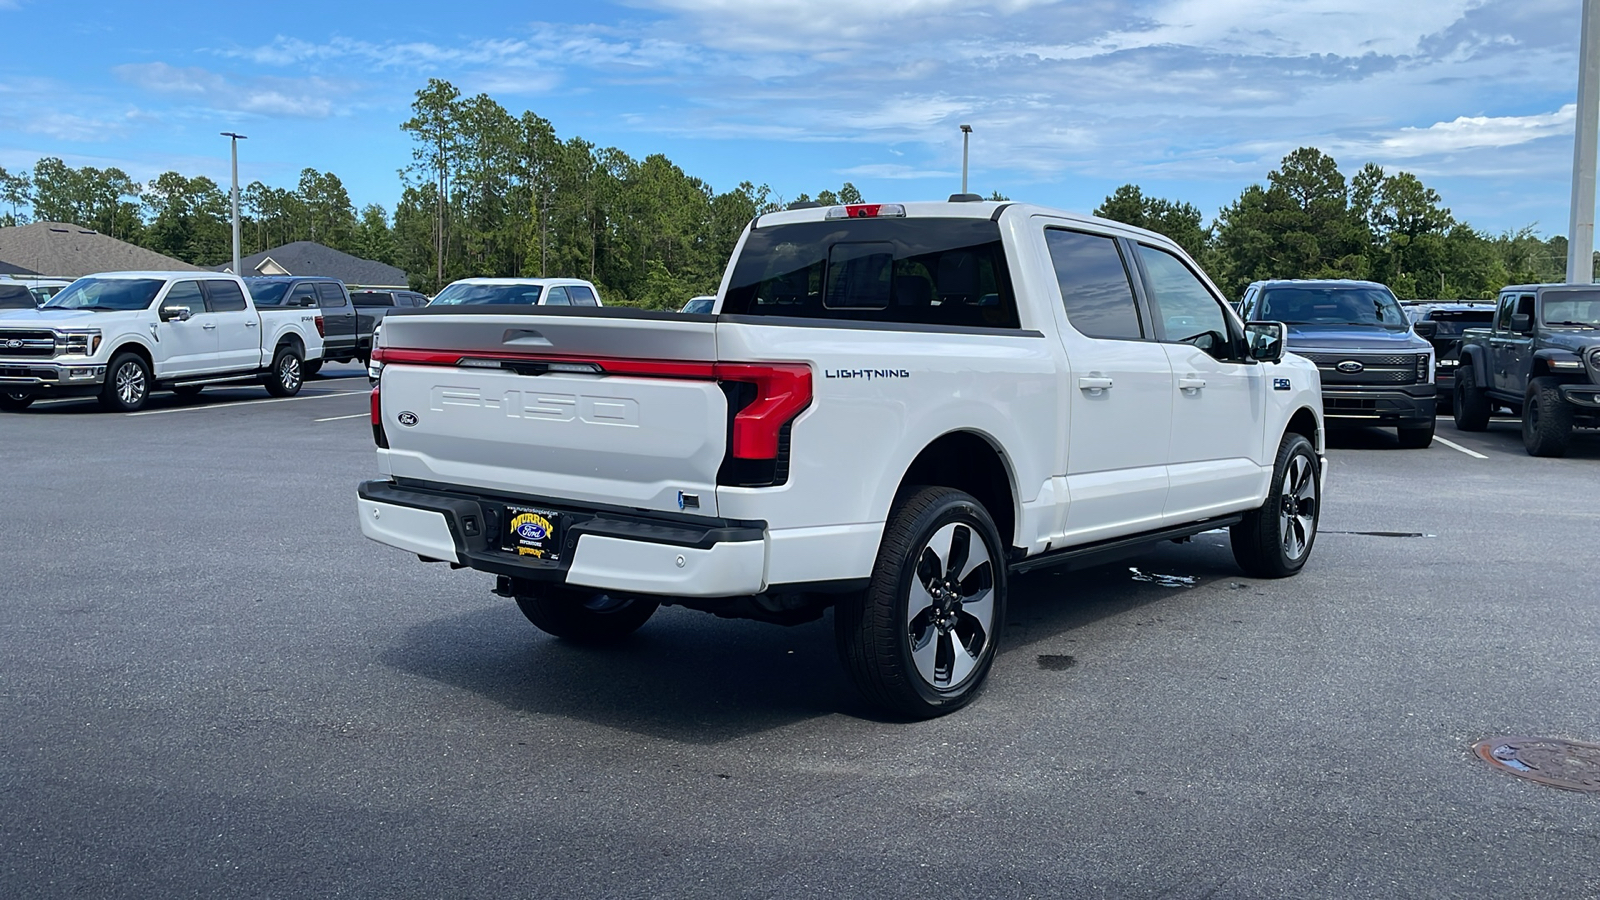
[1454,284,1600,456]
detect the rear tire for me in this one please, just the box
[0,390,34,411]
[1397,418,1435,449]
[98,352,151,412]
[1522,376,1573,458]
[264,346,303,397]
[1231,433,1319,578]
[835,486,1007,719]
[513,585,658,643]
[1453,363,1490,431]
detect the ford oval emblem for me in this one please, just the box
[398,411,419,427]
[1336,360,1364,374]
[4,339,21,350]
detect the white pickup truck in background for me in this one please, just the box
[358,199,1325,717]
[0,271,325,412]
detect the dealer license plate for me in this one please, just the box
[504,506,563,561]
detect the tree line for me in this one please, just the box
[0,81,1576,304]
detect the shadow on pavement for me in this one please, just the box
[381,537,1246,742]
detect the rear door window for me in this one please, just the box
[314,282,347,309]
[544,286,570,306]
[1044,229,1143,340]
[722,218,1018,328]
[202,280,248,312]
[567,285,599,306]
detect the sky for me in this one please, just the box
[0,0,1587,236]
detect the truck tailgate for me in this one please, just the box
[374,311,728,516]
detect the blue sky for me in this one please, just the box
[0,0,1585,236]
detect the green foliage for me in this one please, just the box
[1093,184,1209,260]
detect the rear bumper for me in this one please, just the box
[1321,385,1436,425]
[356,479,770,598]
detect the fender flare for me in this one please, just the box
[1458,344,1489,388]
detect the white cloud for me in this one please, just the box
[1372,105,1576,157]
[838,163,957,179]
[113,62,353,119]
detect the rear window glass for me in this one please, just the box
[351,291,394,308]
[722,218,1018,328]
[430,283,544,306]
[0,283,33,308]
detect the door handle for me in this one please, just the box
[1178,376,1206,393]
[1078,375,1113,394]
[201,323,217,330]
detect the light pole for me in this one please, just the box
[960,124,972,195]
[221,132,247,277]
[1569,0,1599,284]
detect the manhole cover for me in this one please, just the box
[1472,736,1600,793]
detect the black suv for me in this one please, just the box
[1403,301,1495,414]
[244,276,361,373]
[1239,279,1438,448]
[1455,284,1600,456]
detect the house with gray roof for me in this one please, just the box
[220,241,407,289]
[0,221,203,278]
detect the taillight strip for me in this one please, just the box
[373,348,811,460]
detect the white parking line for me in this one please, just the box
[126,390,366,417]
[1435,436,1489,459]
[313,412,369,422]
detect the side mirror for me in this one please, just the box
[300,296,318,308]
[1244,321,1286,363]
[1412,320,1438,339]
[160,304,192,322]
[1510,313,1532,334]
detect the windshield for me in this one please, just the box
[43,277,166,311]
[1257,286,1407,327]
[245,280,291,306]
[430,283,544,306]
[1541,291,1600,327]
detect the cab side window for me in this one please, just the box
[1136,245,1233,359]
[288,284,317,308]
[164,281,206,316]
[1045,228,1143,340]
[544,286,571,306]
[567,285,599,306]
[203,280,247,312]
[314,282,347,309]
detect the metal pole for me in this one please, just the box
[960,124,972,195]
[1568,0,1600,284]
[221,132,247,276]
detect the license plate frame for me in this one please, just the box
[504,506,563,561]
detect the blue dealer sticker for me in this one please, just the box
[1273,378,1292,391]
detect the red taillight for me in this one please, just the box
[370,385,388,448]
[716,364,811,459]
[314,315,326,338]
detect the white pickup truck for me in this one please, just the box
[0,271,325,412]
[357,200,1325,717]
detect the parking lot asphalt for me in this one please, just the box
[2,375,1598,899]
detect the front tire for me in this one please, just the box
[0,390,34,411]
[98,352,151,412]
[835,486,1007,719]
[1397,418,1435,449]
[264,346,304,397]
[513,585,658,643]
[1231,433,1319,578]
[1453,363,1490,431]
[1522,376,1573,458]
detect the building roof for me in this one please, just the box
[221,241,407,288]
[0,258,40,276]
[0,222,204,278]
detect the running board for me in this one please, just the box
[168,371,265,388]
[1009,515,1245,576]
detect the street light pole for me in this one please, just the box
[1568,0,1599,284]
[960,124,973,195]
[221,132,247,277]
